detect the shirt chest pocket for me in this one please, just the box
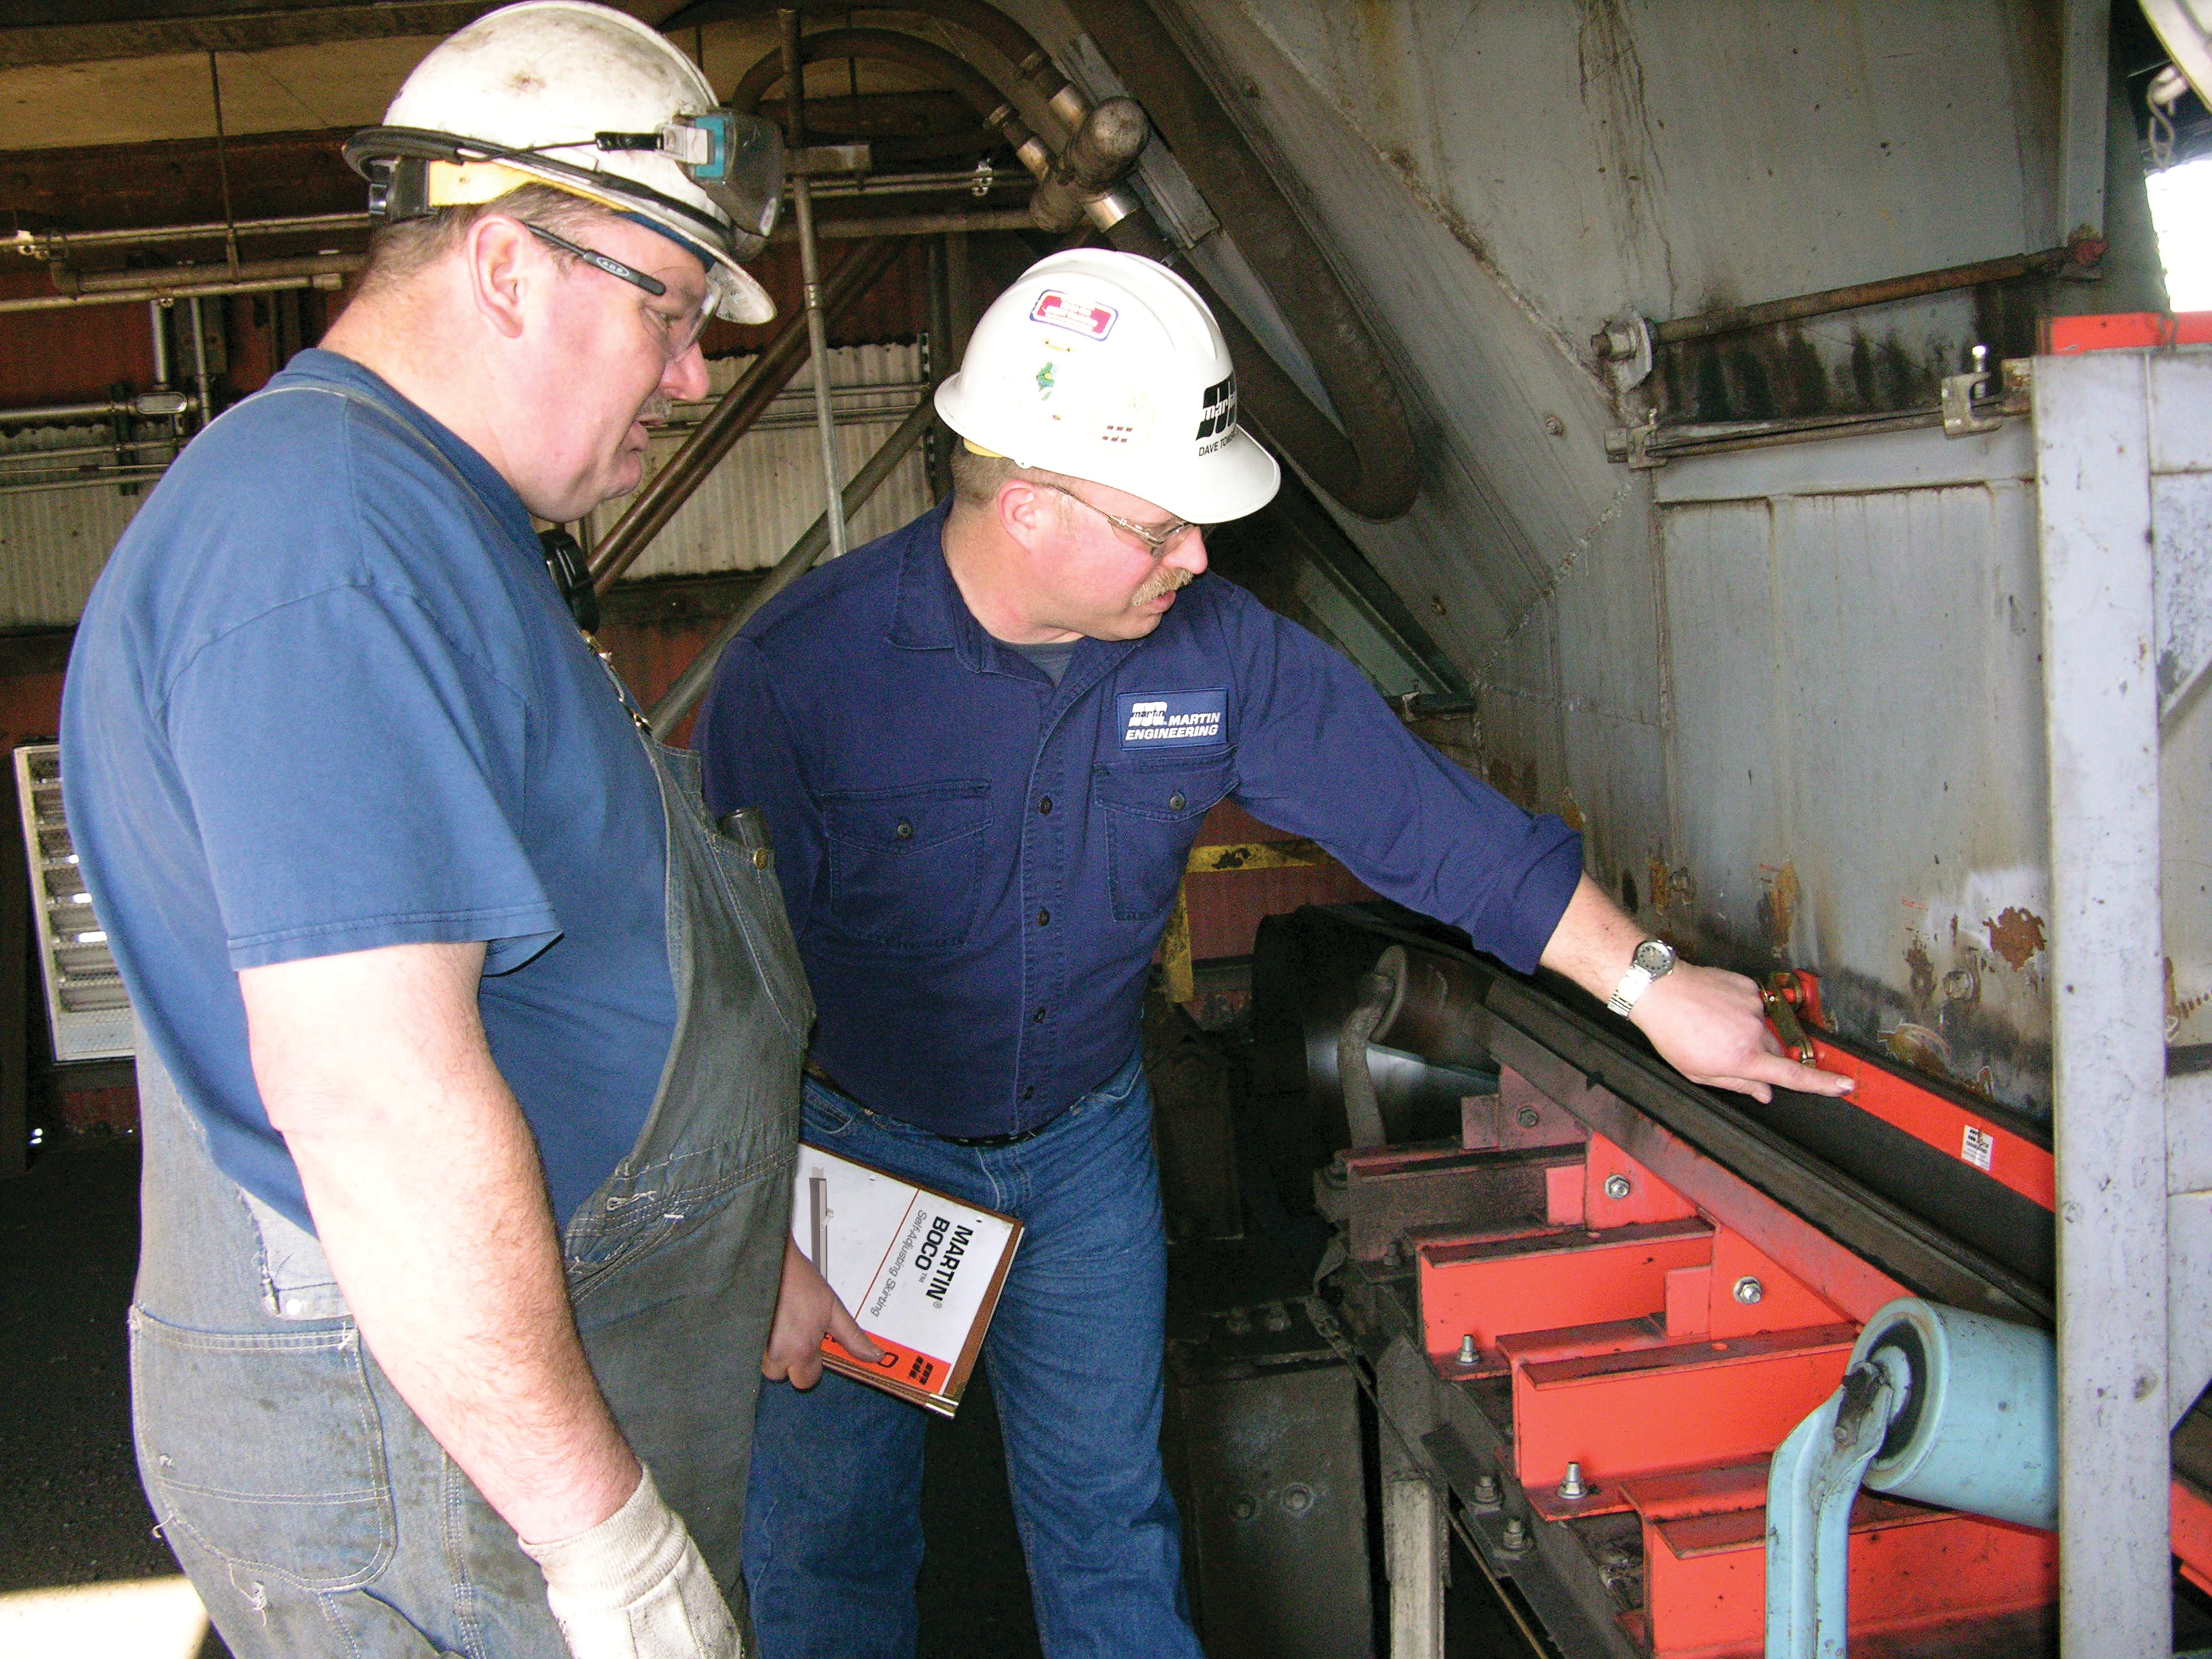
[1094,754,1236,924]
[821,780,991,949]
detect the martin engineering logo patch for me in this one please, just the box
[1118,689,1228,749]
[1031,290,1119,340]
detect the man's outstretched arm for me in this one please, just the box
[1538,875,1855,1104]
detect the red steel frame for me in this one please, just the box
[1395,978,2211,1645]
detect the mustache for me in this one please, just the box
[1134,564,1195,605]
[636,395,673,427]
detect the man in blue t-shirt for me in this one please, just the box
[697,250,1859,1658]
[61,8,804,1658]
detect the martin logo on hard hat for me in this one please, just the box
[1030,291,1120,340]
[342,0,783,325]
[936,249,1282,525]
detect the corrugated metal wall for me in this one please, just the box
[580,342,935,579]
[0,342,933,628]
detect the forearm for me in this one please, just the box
[245,944,638,1544]
[1536,873,1644,997]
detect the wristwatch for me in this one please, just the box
[1606,938,1677,1016]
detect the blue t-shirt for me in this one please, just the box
[697,501,1584,1141]
[62,350,677,1232]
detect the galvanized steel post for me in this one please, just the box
[781,7,850,563]
[2034,349,2170,1654]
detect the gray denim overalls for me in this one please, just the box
[125,387,808,1658]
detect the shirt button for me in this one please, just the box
[895,819,914,840]
[1038,796,1053,815]
[1036,908,1050,926]
[1168,791,1187,811]
[1033,1006,1047,1023]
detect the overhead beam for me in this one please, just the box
[0,3,493,69]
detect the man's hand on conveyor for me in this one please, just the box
[1626,961,1855,1103]
[1540,874,1856,1104]
[761,1234,885,1388]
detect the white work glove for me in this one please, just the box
[518,1467,741,1659]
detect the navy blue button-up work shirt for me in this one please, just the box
[697,503,1584,1141]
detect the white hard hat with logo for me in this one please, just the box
[345,0,782,324]
[935,249,1280,524]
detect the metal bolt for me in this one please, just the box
[1231,1494,1256,1521]
[1261,1303,1291,1334]
[1282,1483,1314,1513]
[1733,1276,1764,1305]
[1471,1471,1502,1506]
[1557,1461,1587,1501]
[1224,1308,1253,1336]
[1603,1173,1632,1201]
[1456,1334,1478,1367]
[1500,1515,1531,1553]
[1517,1105,1541,1129]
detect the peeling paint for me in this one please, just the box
[1556,790,1588,833]
[1883,1021,1954,1078]
[1984,905,2047,971]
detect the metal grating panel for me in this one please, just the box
[13,744,132,1061]
[586,342,935,581]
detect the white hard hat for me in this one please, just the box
[346,0,781,324]
[935,249,1280,524]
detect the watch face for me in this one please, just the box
[1632,938,1676,975]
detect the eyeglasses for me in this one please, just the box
[1031,479,1211,556]
[526,222,713,362]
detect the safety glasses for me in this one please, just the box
[1031,478,1212,557]
[527,222,713,361]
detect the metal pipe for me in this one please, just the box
[55,251,362,298]
[0,400,142,426]
[148,300,172,389]
[0,272,346,315]
[648,392,937,737]
[0,468,168,497]
[1646,246,2075,347]
[587,237,904,592]
[2,170,1007,264]
[187,295,212,433]
[782,7,851,565]
[0,442,182,464]
[8,211,370,258]
[771,207,1032,240]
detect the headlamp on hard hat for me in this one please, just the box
[347,114,783,262]
[592,110,783,245]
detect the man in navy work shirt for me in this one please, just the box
[61,7,804,1657]
[697,249,1856,1658]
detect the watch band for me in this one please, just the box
[1606,938,1676,1017]
[1605,967,1654,1017]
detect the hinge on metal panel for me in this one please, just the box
[1940,345,2031,438]
[1603,416,1663,469]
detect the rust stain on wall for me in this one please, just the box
[1983,906,2047,970]
[1883,1021,1954,1079]
[1904,937,1936,1006]
[1757,863,1800,953]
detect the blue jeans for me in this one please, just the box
[743,1051,1202,1659]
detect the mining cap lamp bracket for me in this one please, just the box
[593,109,787,243]
[346,115,785,260]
